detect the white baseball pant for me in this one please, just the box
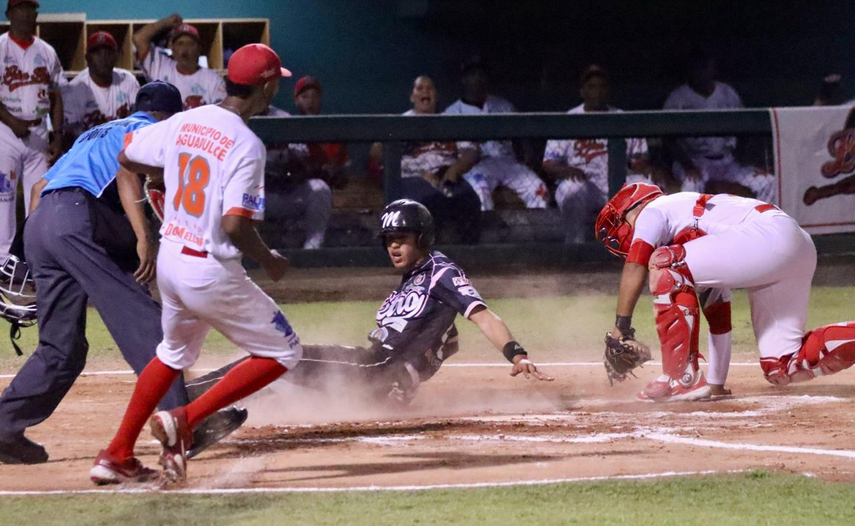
[0,123,49,258]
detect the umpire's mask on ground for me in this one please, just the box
[0,221,38,355]
[379,199,435,250]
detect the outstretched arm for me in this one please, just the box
[468,306,553,381]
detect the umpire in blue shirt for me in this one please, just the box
[0,82,243,465]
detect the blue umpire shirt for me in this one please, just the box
[41,111,157,205]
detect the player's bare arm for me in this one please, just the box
[46,88,63,164]
[117,150,164,180]
[443,147,479,183]
[116,167,156,284]
[468,305,553,381]
[222,215,289,281]
[542,158,588,181]
[0,101,40,138]
[133,13,182,60]
[611,261,648,338]
[28,178,48,213]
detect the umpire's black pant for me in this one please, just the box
[0,189,189,438]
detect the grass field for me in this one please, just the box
[3,285,853,369]
[2,472,854,525]
[2,286,854,525]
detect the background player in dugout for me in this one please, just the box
[0,0,64,260]
[0,82,242,466]
[189,199,552,408]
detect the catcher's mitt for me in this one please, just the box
[604,331,652,386]
[143,178,166,222]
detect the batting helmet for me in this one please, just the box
[595,183,663,257]
[379,199,435,250]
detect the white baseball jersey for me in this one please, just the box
[62,67,140,137]
[663,82,742,158]
[544,104,648,193]
[123,104,266,260]
[0,33,64,132]
[629,192,815,360]
[138,46,226,110]
[443,95,515,159]
[401,109,477,179]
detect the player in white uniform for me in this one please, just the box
[91,44,299,485]
[664,50,776,204]
[0,0,64,258]
[596,183,855,402]
[62,31,140,143]
[133,14,226,110]
[444,58,548,211]
[543,65,653,244]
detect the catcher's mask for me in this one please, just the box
[0,255,37,356]
[595,183,663,257]
[378,199,435,250]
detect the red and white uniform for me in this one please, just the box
[444,95,548,210]
[0,32,64,256]
[630,192,815,360]
[138,46,226,110]
[62,67,139,138]
[544,104,651,243]
[123,104,302,370]
[664,83,776,203]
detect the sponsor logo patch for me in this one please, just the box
[457,286,481,299]
[452,276,470,287]
[242,193,265,211]
[271,311,294,337]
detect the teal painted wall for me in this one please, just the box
[39,1,855,114]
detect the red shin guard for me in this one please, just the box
[649,245,700,384]
[762,322,855,386]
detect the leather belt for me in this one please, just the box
[181,246,208,258]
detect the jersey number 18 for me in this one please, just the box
[174,153,211,217]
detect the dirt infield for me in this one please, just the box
[3,360,855,493]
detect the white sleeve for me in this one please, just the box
[627,137,648,159]
[125,72,141,103]
[61,83,81,132]
[222,154,266,220]
[663,89,681,110]
[139,45,169,82]
[48,48,65,90]
[543,139,569,162]
[123,119,171,168]
[632,207,669,248]
[209,74,226,105]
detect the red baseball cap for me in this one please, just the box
[7,0,39,9]
[227,44,291,86]
[170,23,200,43]
[87,31,118,52]
[294,76,322,97]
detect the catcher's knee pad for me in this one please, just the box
[649,245,700,382]
[763,322,855,386]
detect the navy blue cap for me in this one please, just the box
[135,80,183,114]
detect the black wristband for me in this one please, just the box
[502,341,527,363]
[615,315,633,334]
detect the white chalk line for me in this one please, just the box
[0,362,761,379]
[0,469,743,497]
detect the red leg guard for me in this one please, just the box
[762,322,855,386]
[649,245,700,384]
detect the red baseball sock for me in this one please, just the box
[106,358,181,461]
[185,357,286,429]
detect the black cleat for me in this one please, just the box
[0,433,48,464]
[187,407,248,459]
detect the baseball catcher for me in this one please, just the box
[189,199,552,408]
[596,183,855,402]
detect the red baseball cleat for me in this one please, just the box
[150,407,193,483]
[637,372,711,402]
[90,449,158,485]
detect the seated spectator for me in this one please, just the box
[264,76,347,249]
[62,32,140,146]
[443,57,549,211]
[542,65,668,244]
[369,75,482,244]
[663,48,776,203]
[133,13,225,109]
